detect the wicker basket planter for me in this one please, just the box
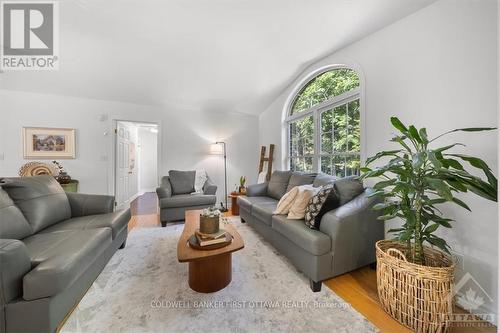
[376,240,455,333]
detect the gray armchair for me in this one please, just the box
[156,170,217,226]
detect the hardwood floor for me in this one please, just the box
[130,193,497,333]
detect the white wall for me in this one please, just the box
[259,0,498,319]
[138,127,158,193]
[0,90,259,207]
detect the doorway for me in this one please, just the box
[114,121,159,210]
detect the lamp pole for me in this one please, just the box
[216,141,228,212]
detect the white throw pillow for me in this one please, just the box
[274,186,299,215]
[192,169,208,194]
[287,185,320,219]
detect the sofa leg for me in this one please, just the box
[309,279,322,292]
[240,218,246,223]
[119,239,126,249]
[369,261,377,270]
[161,221,167,227]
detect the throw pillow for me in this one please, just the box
[274,186,299,215]
[285,172,317,192]
[267,170,292,200]
[334,176,364,205]
[169,170,195,194]
[192,169,208,194]
[287,185,320,219]
[304,183,335,229]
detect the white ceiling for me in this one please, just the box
[0,0,437,115]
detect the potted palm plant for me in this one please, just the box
[360,117,497,332]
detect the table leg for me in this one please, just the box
[188,253,232,293]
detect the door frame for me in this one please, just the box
[110,119,161,208]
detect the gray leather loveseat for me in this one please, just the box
[0,175,130,333]
[237,171,384,292]
[156,170,217,226]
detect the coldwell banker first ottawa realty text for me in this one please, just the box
[1,1,59,71]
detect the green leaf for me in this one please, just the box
[427,151,443,169]
[390,117,409,134]
[451,197,471,211]
[447,154,497,190]
[426,235,451,254]
[424,223,439,234]
[365,150,401,166]
[408,125,422,143]
[434,143,466,153]
[441,158,464,170]
[419,128,428,144]
[373,179,397,190]
[430,127,496,142]
[426,178,453,200]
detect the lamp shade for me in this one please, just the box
[209,143,224,155]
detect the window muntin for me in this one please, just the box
[290,68,359,115]
[286,67,361,176]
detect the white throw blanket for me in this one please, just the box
[191,169,208,195]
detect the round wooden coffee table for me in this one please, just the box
[177,211,244,293]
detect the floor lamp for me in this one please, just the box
[210,141,228,212]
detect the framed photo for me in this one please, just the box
[23,127,76,159]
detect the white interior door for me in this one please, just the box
[116,122,137,208]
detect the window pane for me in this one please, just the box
[321,156,332,175]
[321,131,333,154]
[346,154,361,176]
[291,68,360,115]
[291,157,313,172]
[347,99,360,153]
[289,115,314,156]
[333,155,346,178]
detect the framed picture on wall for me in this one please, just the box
[23,127,76,159]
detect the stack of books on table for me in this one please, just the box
[195,229,228,247]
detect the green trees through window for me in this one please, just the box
[287,67,361,177]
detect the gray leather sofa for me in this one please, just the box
[237,171,384,292]
[0,175,130,333]
[156,170,217,226]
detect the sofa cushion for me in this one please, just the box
[286,172,316,192]
[40,209,130,239]
[313,173,337,187]
[271,215,331,256]
[251,203,278,226]
[169,170,195,195]
[22,228,112,300]
[1,176,71,233]
[160,194,216,209]
[334,176,364,205]
[237,196,277,213]
[267,171,292,200]
[0,187,33,239]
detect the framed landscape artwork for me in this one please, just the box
[23,127,76,159]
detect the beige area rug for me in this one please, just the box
[62,217,377,333]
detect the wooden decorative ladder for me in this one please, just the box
[258,144,275,181]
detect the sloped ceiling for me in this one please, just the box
[0,0,437,114]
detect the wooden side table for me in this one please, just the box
[229,192,244,216]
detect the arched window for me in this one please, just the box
[286,67,361,177]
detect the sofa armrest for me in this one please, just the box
[203,178,217,196]
[246,183,268,197]
[156,176,172,199]
[319,189,384,273]
[66,192,115,217]
[0,239,31,304]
